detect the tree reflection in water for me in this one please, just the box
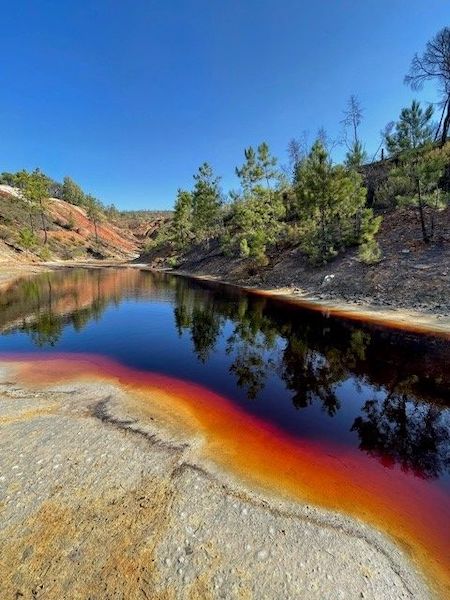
[1,269,119,345]
[169,276,450,479]
[352,381,450,479]
[0,268,449,481]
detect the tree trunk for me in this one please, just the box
[435,96,448,142]
[320,206,327,258]
[40,201,48,244]
[441,95,450,146]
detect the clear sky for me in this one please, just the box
[0,1,448,209]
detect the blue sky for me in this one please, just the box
[0,1,448,209]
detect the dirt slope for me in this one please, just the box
[140,207,450,315]
[0,185,139,262]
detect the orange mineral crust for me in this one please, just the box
[3,352,450,596]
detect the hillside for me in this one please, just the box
[0,185,142,263]
[116,209,173,244]
[139,206,450,315]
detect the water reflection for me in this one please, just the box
[0,267,449,481]
[352,389,450,479]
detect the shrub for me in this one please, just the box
[167,256,179,268]
[17,227,37,250]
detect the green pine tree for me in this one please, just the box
[86,194,102,244]
[387,143,448,243]
[191,163,222,241]
[62,176,86,206]
[294,141,378,263]
[172,189,193,249]
[226,143,285,265]
[345,140,367,169]
[385,100,434,155]
[21,169,51,244]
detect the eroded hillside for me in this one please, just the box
[0,185,141,263]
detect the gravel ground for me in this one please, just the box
[0,363,432,600]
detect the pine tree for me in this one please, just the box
[21,169,50,244]
[387,143,448,243]
[229,188,285,265]
[294,141,377,263]
[235,142,279,195]
[257,142,278,192]
[226,144,285,265]
[62,176,86,206]
[86,194,102,244]
[172,189,193,249]
[385,100,434,155]
[235,147,263,194]
[345,140,366,169]
[191,163,222,241]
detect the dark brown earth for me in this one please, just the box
[141,207,450,316]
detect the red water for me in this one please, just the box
[3,351,449,597]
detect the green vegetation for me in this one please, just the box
[385,100,434,155]
[191,163,222,241]
[224,143,285,265]
[0,27,449,269]
[19,169,50,244]
[172,189,193,249]
[169,137,382,266]
[163,28,450,268]
[386,143,449,243]
[293,141,376,264]
[0,167,116,257]
[86,194,102,244]
[168,136,382,267]
[62,176,86,206]
[17,227,37,250]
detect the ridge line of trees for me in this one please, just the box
[163,27,450,264]
[1,26,449,262]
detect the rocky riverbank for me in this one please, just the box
[140,206,450,333]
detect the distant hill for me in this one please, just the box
[114,209,173,244]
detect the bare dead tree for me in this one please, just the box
[317,127,340,154]
[405,27,450,145]
[287,138,301,169]
[287,131,310,178]
[341,94,363,148]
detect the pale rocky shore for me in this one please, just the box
[0,362,433,600]
[171,270,450,338]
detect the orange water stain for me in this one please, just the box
[252,290,450,340]
[3,352,450,597]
